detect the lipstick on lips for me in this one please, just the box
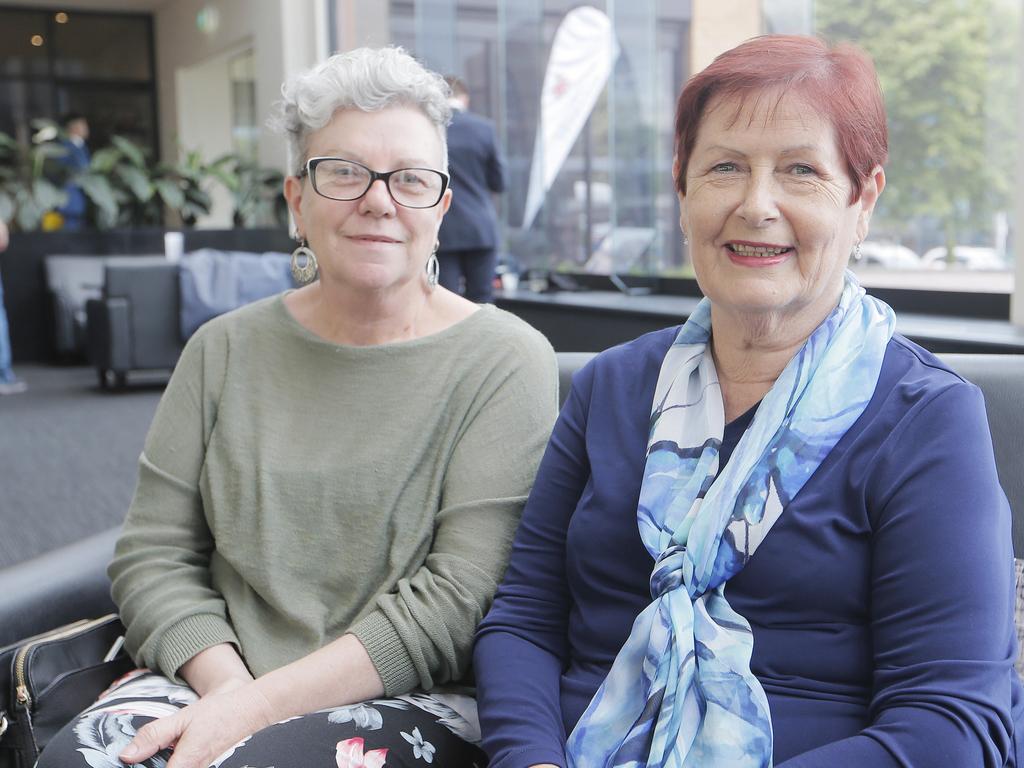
[725,240,793,267]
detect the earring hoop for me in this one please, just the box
[291,240,319,283]
[426,240,440,289]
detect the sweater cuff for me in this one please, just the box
[348,610,419,696]
[155,613,240,683]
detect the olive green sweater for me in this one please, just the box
[108,296,558,695]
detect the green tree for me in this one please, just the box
[816,0,1018,257]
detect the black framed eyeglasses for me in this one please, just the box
[299,157,449,209]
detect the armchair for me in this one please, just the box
[45,256,168,364]
[85,259,184,388]
[84,250,292,388]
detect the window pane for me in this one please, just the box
[496,0,546,262]
[413,0,458,74]
[0,80,54,143]
[229,50,258,161]
[801,0,1017,291]
[52,13,152,81]
[607,0,660,276]
[388,0,689,278]
[56,86,155,151]
[0,10,51,78]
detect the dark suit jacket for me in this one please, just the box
[439,108,506,251]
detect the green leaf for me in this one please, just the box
[185,186,212,212]
[154,178,186,210]
[0,193,14,222]
[111,135,147,167]
[78,174,119,222]
[208,166,240,192]
[90,148,122,174]
[32,178,67,210]
[96,201,119,230]
[209,153,237,168]
[116,165,154,202]
[15,188,41,230]
[35,143,69,160]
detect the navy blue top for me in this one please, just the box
[474,327,1024,768]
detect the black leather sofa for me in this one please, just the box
[1,352,1022,654]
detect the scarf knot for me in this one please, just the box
[649,544,686,599]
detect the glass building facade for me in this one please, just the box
[385,0,1019,294]
[0,7,157,153]
[391,0,690,279]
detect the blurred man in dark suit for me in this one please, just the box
[438,77,506,302]
[57,113,91,230]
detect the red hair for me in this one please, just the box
[673,35,887,203]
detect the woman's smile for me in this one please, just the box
[724,240,794,267]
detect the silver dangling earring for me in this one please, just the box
[682,231,689,246]
[853,241,862,262]
[291,239,318,284]
[426,240,440,289]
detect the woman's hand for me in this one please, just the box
[118,681,275,768]
[119,644,260,767]
[120,634,384,767]
[121,634,384,767]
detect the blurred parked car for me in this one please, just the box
[853,241,922,269]
[921,245,1007,270]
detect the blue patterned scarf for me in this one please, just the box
[566,273,895,768]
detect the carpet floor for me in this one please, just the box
[0,364,165,568]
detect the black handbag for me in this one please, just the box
[0,614,134,768]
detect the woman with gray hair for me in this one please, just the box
[36,47,557,768]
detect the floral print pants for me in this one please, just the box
[37,670,487,768]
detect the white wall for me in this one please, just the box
[154,0,319,175]
[175,46,241,227]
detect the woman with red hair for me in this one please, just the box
[474,35,1024,767]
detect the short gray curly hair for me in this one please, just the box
[271,46,452,175]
